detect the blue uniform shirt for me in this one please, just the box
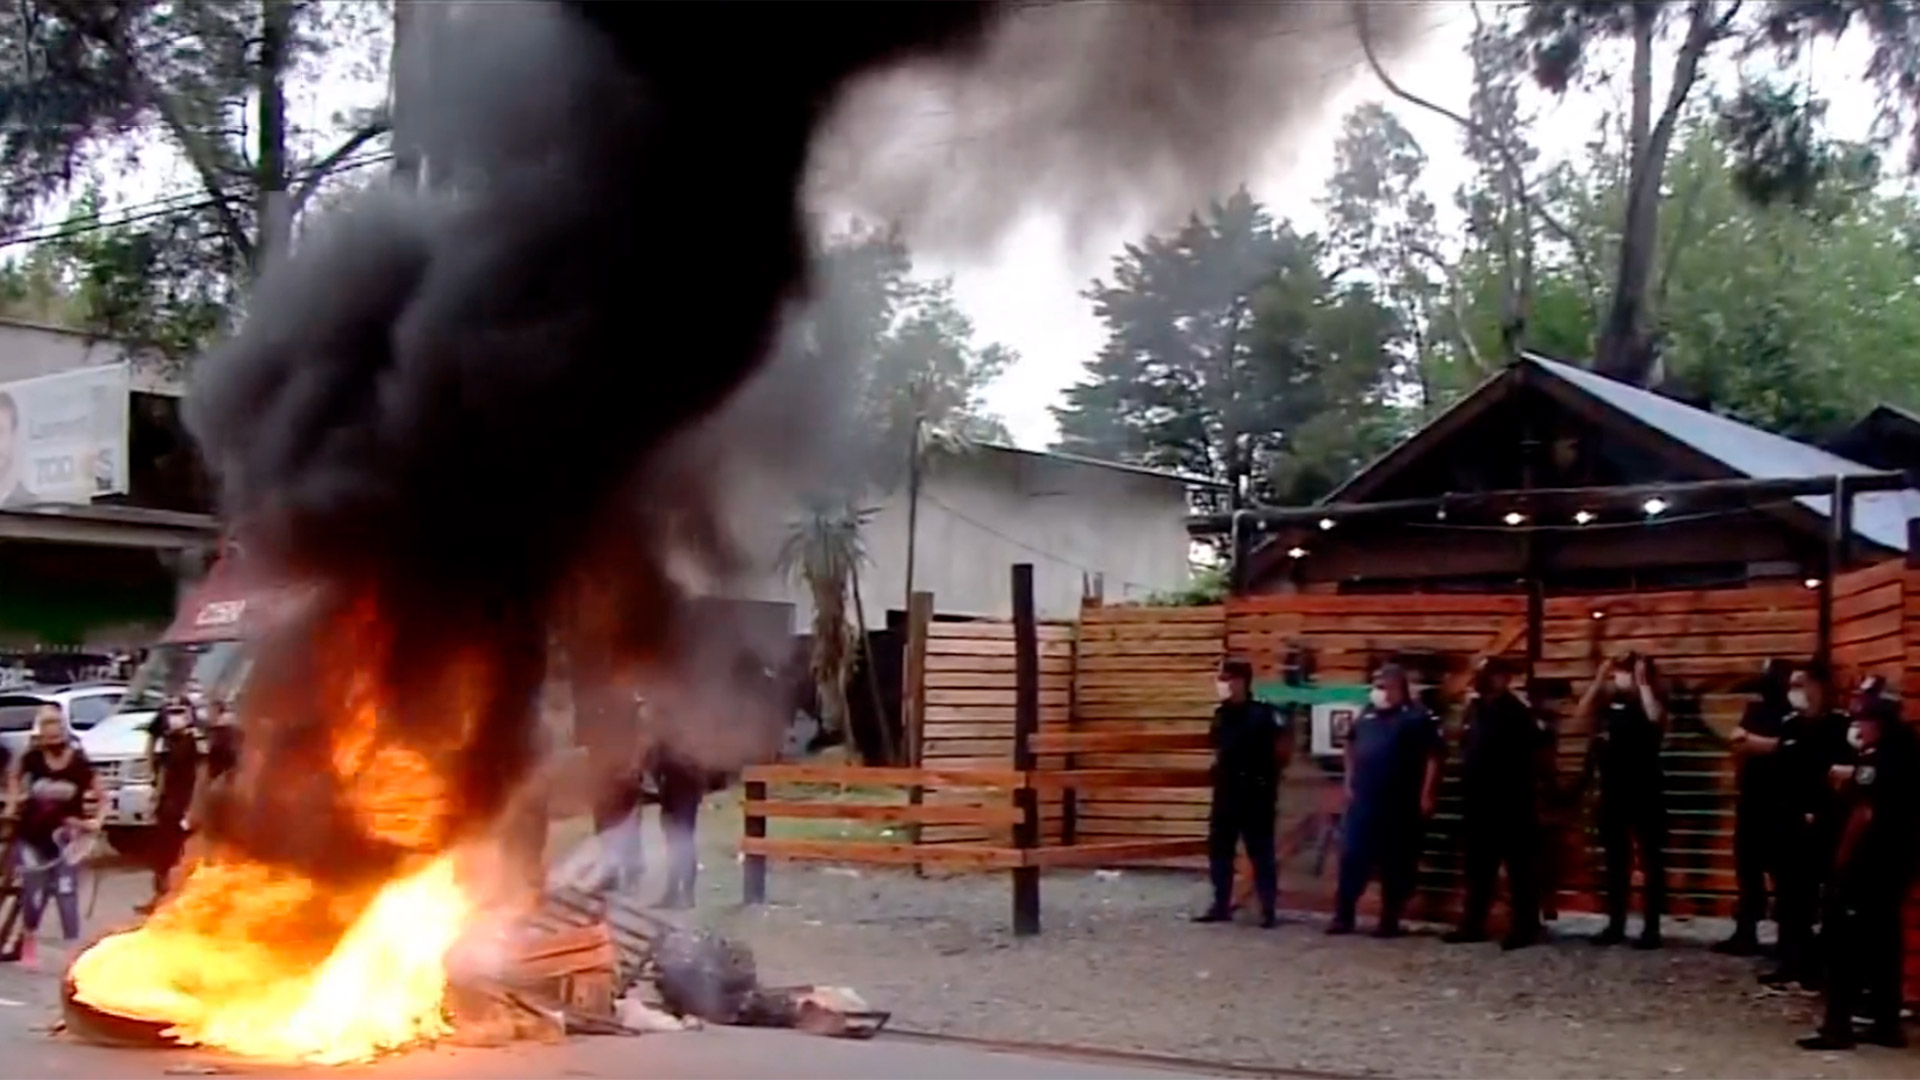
[1347,701,1441,820]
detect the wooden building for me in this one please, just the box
[1247,353,1919,595]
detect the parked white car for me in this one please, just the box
[83,641,249,857]
[0,683,126,761]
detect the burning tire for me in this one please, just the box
[59,968,181,1049]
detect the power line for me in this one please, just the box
[1,151,395,252]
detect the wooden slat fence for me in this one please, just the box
[1068,605,1224,855]
[918,617,1073,846]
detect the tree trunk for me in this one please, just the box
[1593,0,1720,387]
[253,0,294,270]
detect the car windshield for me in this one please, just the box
[119,641,250,713]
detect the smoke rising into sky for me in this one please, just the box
[181,0,1426,882]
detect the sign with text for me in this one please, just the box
[0,363,131,506]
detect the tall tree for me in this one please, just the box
[1319,103,1450,411]
[0,0,393,356]
[1052,189,1400,504]
[1360,0,1920,388]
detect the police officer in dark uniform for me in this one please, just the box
[1719,658,1794,955]
[1759,661,1851,988]
[1579,651,1668,948]
[1330,662,1441,938]
[1797,696,1918,1051]
[1194,659,1290,927]
[1445,657,1545,950]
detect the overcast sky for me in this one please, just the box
[47,6,1884,452]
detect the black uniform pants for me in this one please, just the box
[1207,787,1277,916]
[1598,792,1667,928]
[1820,875,1910,1037]
[1732,798,1787,931]
[1459,798,1540,934]
[1773,818,1832,978]
[1337,809,1422,926]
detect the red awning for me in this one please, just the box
[162,558,282,645]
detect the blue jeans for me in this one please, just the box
[20,847,81,941]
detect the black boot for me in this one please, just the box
[1442,925,1489,945]
[1192,907,1232,924]
[1797,1030,1857,1051]
[1591,921,1627,946]
[1633,923,1664,950]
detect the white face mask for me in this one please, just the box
[1611,673,1635,692]
[1847,723,1866,751]
[1368,688,1390,710]
[1215,681,1234,702]
[1787,689,1810,714]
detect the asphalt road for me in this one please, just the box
[1,1027,1219,1079]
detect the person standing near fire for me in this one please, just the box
[1718,658,1795,956]
[4,704,102,964]
[1798,695,1919,1051]
[1330,663,1441,938]
[1578,651,1668,948]
[139,697,202,913]
[1193,659,1289,927]
[1445,657,1545,949]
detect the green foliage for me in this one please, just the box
[1141,564,1228,608]
[776,501,877,754]
[0,0,393,359]
[1050,189,1402,504]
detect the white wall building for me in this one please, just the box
[747,444,1223,625]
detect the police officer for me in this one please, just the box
[1194,658,1289,927]
[1719,658,1794,956]
[1758,661,1850,988]
[1330,663,1441,938]
[1579,651,1668,948]
[1446,657,1545,950]
[1797,696,1918,1051]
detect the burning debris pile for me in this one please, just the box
[63,882,884,1057]
[55,0,1424,1066]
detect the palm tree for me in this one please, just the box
[777,500,881,761]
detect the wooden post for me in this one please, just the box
[742,778,768,905]
[903,591,934,867]
[1011,563,1042,937]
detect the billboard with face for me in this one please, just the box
[0,363,131,507]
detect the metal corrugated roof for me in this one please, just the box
[1525,353,1920,552]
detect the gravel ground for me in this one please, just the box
[697,863,1912,1080]
[17,818,1912,1080]
[548,796,1914,1080]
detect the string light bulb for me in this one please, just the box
[1642,496,1668,517]
[1287,546,1308,559]
[1804,577,1821,589]
[1503,511,1527,526]
[1318,517,1335,531]
[1573,509,1595,525]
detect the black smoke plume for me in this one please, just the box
[183,0,1426,885]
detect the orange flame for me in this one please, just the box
[68,596,510,1064]
[68,855,470,1064]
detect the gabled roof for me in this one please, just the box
[1323,352,1920,552]
[979,442,1231,491]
